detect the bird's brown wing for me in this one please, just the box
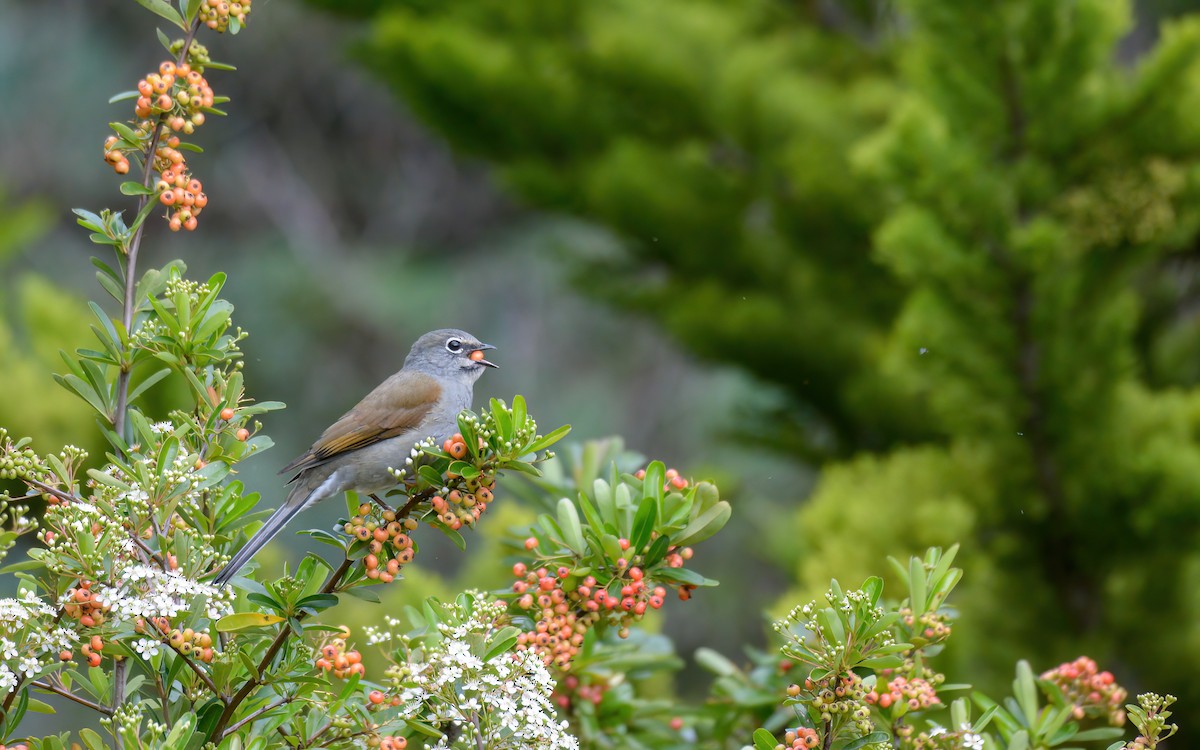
[279,369,441,478]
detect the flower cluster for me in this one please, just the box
[199,0,252,32]
[343,503,419,584]
[0,592,76,693]
[1041,655,1128,725]
[370,593,579,750]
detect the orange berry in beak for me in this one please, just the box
[469,350,485,362]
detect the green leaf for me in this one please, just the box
[695,647,739,676]
[120,181,157,196]
[216,612,286,632]
[556,498,585,552]
[909,554,927,612]
[844,733,890,750]
[1014,660,1039,726]
[133,0,185,27]
[630,496,657,553]
[752,728,777,750]
[127,367,172,404]
[344,586,381,603]
[526,424,571,454]
[670,500,731,548]
[109,121,141,145]
[483,626,520,662]
[79,728,105,750]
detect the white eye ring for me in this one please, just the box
[446,338,463,353]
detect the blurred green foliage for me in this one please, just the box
[0,193,101,457]
[310,0,1200,729]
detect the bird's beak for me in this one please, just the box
[472,343,498,369]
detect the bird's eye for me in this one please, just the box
[446,338,463,353]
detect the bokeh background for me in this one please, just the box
[4,0,1200,739]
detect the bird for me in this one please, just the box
[214,328,497,586]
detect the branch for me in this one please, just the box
[31,679,115,716]
[222,695,292,737]
[208,556,353,739]
[112,15,203,441]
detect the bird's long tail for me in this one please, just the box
[214,481,315,586]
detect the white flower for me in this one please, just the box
[929,725,946,737]
[150,422,174,434]
[0,666,16,691]
[0,639,16,660]
[18,656,40,678]
[963,733,984,750]
[133,639,161,659]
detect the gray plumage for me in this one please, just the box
[214,328,496,585]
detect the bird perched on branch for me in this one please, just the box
[214,328,497,585]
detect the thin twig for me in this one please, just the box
[1,678,24,714]
[175,647,223,698]
[31,679,115,716]
[208,557,353,739]
[112,15,202,441]
[470,712,486,750]
[223,695,292,737]
[154,669,173,728]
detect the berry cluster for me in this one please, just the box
[343,503,418,584]
[900,607,952,646]
[64,580,110,628]
[512,560,674,668]
[0,743,30,750]
[430,485,495,531]
[135,617,217,663]
[199,0,252,32]
[365,688,409,749]
[865,675,940,711]
[315,632,366,679]
[790,673,872,731]
[551,674,609,710]
[60,635,106,668]
[104,59,219,231]
[429,435,497,530]
[133,62,213,128]
[774,727,820,750]
[634,466,690,492]
[1041,656,1127,724]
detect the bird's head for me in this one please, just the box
[406,328,497,381]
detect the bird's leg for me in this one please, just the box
[369,493,392,512]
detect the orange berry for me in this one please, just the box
[369,690,385,705]
[524,537,539,550]
[88,652,102,668]
[91,636,103,652]
[114,160,130,175]
[235,428,249,441]
[449,442,467,459]
[160,61,176,77]
[160,189,177,206]
[183,216,198,231]
[59,650,72,662]
[220,407,235,420]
